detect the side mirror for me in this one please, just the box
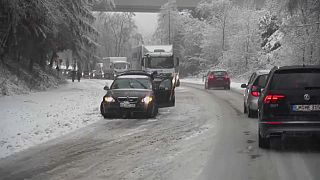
[103,85,110,91]
[241,84,247,88]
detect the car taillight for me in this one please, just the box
[251,91,260,97]
[224,74,229,79]
[251,86,260,97]
[208,75,215,80]
[264,94,285,104]
[261,121,283,125]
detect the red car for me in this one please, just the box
[205,70,230,90]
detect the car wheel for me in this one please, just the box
[100,102,110,119]
[170,97,175,107]
[259,130,270,149]
[148,103,158,118]
[248,107,257,118]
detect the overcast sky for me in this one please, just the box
[133,13,159,37]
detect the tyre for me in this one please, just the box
[259,130,270,149]
[247,107,257,118]
[148,103,158,118]
[100,102,109,118]
[169,97,175,107]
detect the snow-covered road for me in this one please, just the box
[1,80,320,180]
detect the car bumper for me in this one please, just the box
[208,80,230,87]
[102,101,151,117]
[259,121,320,138]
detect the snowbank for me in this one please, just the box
[0,79,113,158]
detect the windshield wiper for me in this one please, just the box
[304,86,320,90]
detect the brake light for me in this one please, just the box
[208,75,215,80]
[251,86,259,97]
[262,122,283,125]
[251,91,260,97]
[264,94,285,104]
[224,74,229,79]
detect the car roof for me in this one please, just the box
[256,69,270,75]
[209,69,227,72]
[118,71,151,77]
[117,75,150,79]
[274,65,320,71]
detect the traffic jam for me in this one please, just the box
[100,45,320,150]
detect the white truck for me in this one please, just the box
[102,57,131,79]
[131,45,180,107]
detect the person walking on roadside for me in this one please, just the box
[71,70,76,82]
[77,70,81,82]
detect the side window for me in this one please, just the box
[248,73,255,84]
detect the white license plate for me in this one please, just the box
[292,105,320,112]
[120,102,136,108]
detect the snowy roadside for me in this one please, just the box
[0,79,113,158]
[180,78,245,94]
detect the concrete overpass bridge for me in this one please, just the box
[93,0,201,12]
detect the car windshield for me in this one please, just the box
[113,63,127,70]
[211,71,227,76]
[147,57,174,68]
[111,78,152,90]
[253,74,268,87]
[271,70,320,90]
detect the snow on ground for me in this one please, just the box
[0,79,113,158]
[180,77,245,94]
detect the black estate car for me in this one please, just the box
[258,66,320,148]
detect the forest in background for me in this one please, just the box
[0,0,113,95]
[1,0,320,95]
[153,0,320,77]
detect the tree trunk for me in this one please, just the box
[49,51,56,68]
[29,58,34,71]
[310,44,313,64]
[222,18,226,51]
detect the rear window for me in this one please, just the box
[270,69,320,90]
[210,71,227,76]
[253,74,268,87]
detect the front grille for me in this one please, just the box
[117,97,139,103]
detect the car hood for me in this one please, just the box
[107,89,153,98]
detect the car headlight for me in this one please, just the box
[142,96,153,104]
[104,96,115,103]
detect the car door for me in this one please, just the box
[154,77,174,107]
[245,73,256,103]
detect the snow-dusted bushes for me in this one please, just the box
[0,61,65,96]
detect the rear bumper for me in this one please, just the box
[208,80,230,87]
[259,121,320,138]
